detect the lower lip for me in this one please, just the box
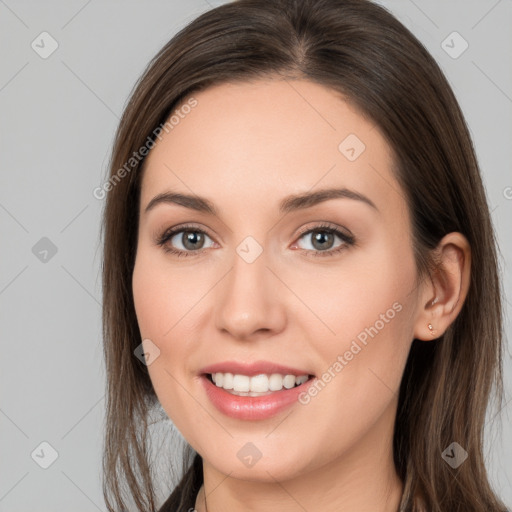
[200,375,315,421]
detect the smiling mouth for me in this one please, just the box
[204,372,315,397]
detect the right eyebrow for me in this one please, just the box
[144,192,218,216]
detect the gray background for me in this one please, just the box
[1,0,511,510]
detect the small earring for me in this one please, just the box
[428,323,436,336]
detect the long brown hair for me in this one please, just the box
[100,1,507,510]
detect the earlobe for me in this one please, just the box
[413,232,471,341]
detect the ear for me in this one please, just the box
[413,232,471,341]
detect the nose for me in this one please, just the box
[214,248,287,341]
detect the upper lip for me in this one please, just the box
[200,360,314,377]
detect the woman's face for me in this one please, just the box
[132,79,425,482]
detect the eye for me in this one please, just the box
[156,222,355,258]
[292,222,355,257]
[156,224,216,257]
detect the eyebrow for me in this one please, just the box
[143,187,378,216]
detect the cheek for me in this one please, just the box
[132,249,203,342]
[293,235,416,412]
[132,250,212,436]
[285,233,416,357]
[132,252,183,381]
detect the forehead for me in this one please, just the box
[140,79,400,217]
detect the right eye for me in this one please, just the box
[156,225,217,257]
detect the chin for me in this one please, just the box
[202,440,315,483]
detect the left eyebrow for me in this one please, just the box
[279,187,378,214]
[143,187,378,216]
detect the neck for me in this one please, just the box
[197,467,402,512]
[194,404,403,512]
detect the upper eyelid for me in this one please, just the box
[296,222,352,237]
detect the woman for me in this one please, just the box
[100,0,508,510]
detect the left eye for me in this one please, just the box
[292,226,354,255]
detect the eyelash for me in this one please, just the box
[155,222,355,258]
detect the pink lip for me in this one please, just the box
[200,375,315,421]
[199,360,313,377]
[198,361,316,421]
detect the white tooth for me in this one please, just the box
[250,374,269,392]
[229,390,248,396]
[213,372,309,393]
[222,372,234,390]
[283,374,296,389]
[295,375,308,386]
[268,373,284,391]
[233,374,250,392]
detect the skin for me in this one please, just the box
[132,78,470,512]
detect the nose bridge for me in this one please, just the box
[214,237,286,339]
